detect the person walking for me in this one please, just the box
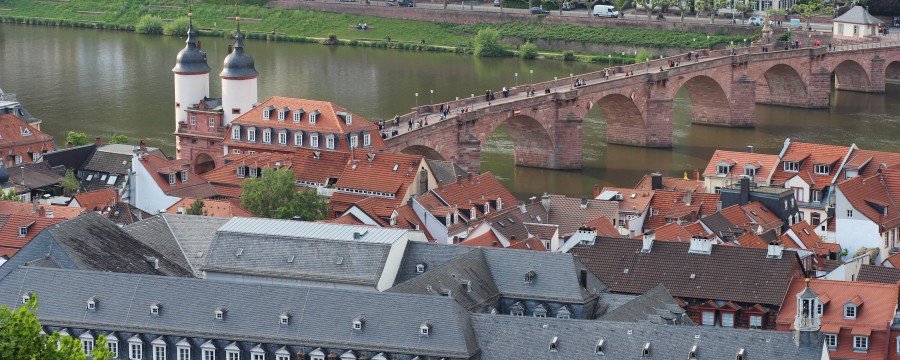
[408,119,413,131]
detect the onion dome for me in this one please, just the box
[220,19,258,79]
[172,14,211,75]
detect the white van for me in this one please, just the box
[593,5,619,18]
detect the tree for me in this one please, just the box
[0,189,21,201]
[0,294,92,360]
[186,198,207,216]
[240,168,328,220]
[61,169,80,197]
[91,335,117,360]
[696,0,727,23]
[639,0,662,20]
[520,41,539,59]
[66,131,89,146]
[791,0,827,30]
[135,15,164,35]
[110,134,128,144]
[732,0,753,24]
[163,17,191,36]
[668,0,689,22]
[473,28,507,57]
[611,0,629,17]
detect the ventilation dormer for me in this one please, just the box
[689,344,698,359]
[524,270,537,284]
[419,320,432,336]
[309,110,320,124]
[87,296,98,311]
[21,292,32,304]
[353,315,365,330]
[548,336,559,352]
[595,339,605,354]
[415,263,426,273]
[278,107,290,121]
[150,302,161,315]
[214,306,227,320]
[262,105,276,120]
[641,342,651,357]
[279,312,291,325]
[736,348,746,360]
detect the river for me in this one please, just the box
[1,23,898,198]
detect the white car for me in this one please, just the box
[749,16,764,26]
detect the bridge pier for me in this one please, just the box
[552,113,584,169]
[691,79,756,128]
[608,99,673,148]
[453,138,482,174]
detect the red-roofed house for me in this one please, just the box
[131,148,219,214]
[642,190,721,232]
[0,114,55,168]
[703,149,780,194]
[842,148,900,180]
[633,172,706,193]
[772,139,853,229]
[0,213,65,257]
[836,168,900,263]
[69,188,120,212]
[776,278,899,359]
[596,186,653,237]
[0,200,86,219]
[164,197,252,218]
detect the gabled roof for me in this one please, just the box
[572,237,803,305]
[634,174,705,193]
[648,222,692,242]
[600,284,693,325]
[0,266,479,359]
[857,264,900,284]
[41,144,97,170]
[524,223,558,240]
[0,200,86,219]
[102,201,151,225]
[459,229,504,248]
[741,201,783,232]
[71,188,120,212]
[426,159,467,185]
[583,216,620,238]
[0,213,64,256]
[837,168,900,230]
[776,278,897,335]
[164,197,252,218]
[882,252,900,268]
[291,148,351,185]
[781,220,838,255]
[844,148,900,178]
[0,113,55,153]
[82,144,142,175]
[598,187,654,214]
[124,214,228,278]
[394,241,475,285]
[388,249,502,311]
[643,191,720,231]
[699,212,744,241]
[508,237,548,251]
[472,314,823,359]
[834,5,883,24]
[546,194,618,237]
[702,150,780,181]
[134,151,219,200]
[772,140,851,190]
[334,150,423,194]
[485,202,549,242]
[8,162,64,191]
[202,153,293,187]
[429,172,517,220]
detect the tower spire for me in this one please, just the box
[234,4,244,50]
[186,5,198,46]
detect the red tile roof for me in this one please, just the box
[649,222,693,242]
[771,141,851,190]
[0,213,65,256]
[776,278,898,358]
[164,197,252,218]
[0,200,86,219]
[882,252,900,268]
[71,188,119,212]
[135,151,219,199]
[741,201,783,232]
[334,150,423,195]
[392,204,435,242]
[837,168,900,230]
[290,148,351,185]
[683,222,709,237]
[844,148,900,178]
[201,153,294,187]
[430,172,517,221]
[599,187,654,214]
[782,220,839,256]
[583,216,621,238]
[321,213,368,226]
[702,150,780,182]
[643,191,721,231]
[634,174,706,193]
[0,114,56,164]
[735,232,769,249]
[508,237,548,251]
[459,229,504,248]
[223,96,386,153]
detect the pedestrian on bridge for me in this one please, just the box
[408,119,413,131]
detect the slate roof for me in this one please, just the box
[471,314,824,359]
[426,159,467,185]
[124,214,229,278]
[485,202,548,242]
[40,144,97,171]
[8,162,64,191]
[218,217,409,244]
[699,212,744,241]
[546,194,619,237]
[394,242,475,285]
[571,237,803,305]
[600,284,694,325]
[856,265,900,284]
[834,5,883,24]
[82,144,143,175]
[0,267,479,359]
[388,249,502,311]
[102,201,151,225]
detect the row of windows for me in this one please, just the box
[188,115,219,129]
[261,109,321,124]
[715,165,757,177]
[700,310,763,328]
[231,127,371,149]
[824,334,868,352]
[168,171,189,185]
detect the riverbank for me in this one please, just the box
[0,0,753,60]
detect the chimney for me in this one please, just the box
[747,145,754,153]
[31,199,38,214]
[579,269,588,288]
[693,169,700,181]
[650,173,663,190]
[688,236,712,254]
[541,193,550,211]
[519,202,526,213]
[177,205,185,214]
[593,184,600,199]
[467,172,474,183]
[684,189,692,206]
[94,137,101,146]
[139,140,147,152]
[580,197,588,209]
[739,176,750,205]
[66,142,73,149]
[766,242,784,259]
[641,232,655,253]
[716,200,723,212]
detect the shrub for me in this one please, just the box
[135,15,163,35]
[778,30,791,41]
[163,17,190,36]
[520,41,538,59]
[635,48,653,63]
[473,28,507,57]
[562,50,576,61]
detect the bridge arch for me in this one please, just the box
[591,93,657,146]
[194,153,215,174]
[756,64,809,107]
[673,75,732,126]
[400,145,447,161]
[482,115,556,168]
[887,61,900,83]
[832,59,871,92]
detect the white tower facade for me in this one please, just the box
[172,14,211,129]
[220,19,258,125]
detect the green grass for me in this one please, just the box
[0,0,752,52]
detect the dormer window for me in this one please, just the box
[21,293,31,304]
[419,321,432,336]
[249,167,257,178]
[363,133,371,147]
[18,226,27,237]
[214,307,226,320]
[263,109,271,119]
[237,166,246,178]
[293,112,301,122]
[278,110,286,121]
[190,115,196,125]
[262,129,272,144]
[415,263,426,273]
[556,307,571,319]
[717,164,730,175]
[510,302,525,316]
[309,110,319,124]
[814,164,830,175]
[280,313,290,325]
[87,297,97,310]
[524,270,536,284]
[845,303,857,319]
[247,127,256,142]
[549,336,559,352]
[278,130,287,145]
[150,303,161,315]
[180,170,188,183]
[232,126,241,140]
[21,127,31,136]
[168,173,176,186]
[353,316,365,330]
[744,166,757,176]
[350,135,358,149]
[783,161,799,172]
[326,135,335,150]
[310,134,320,148]
[294,132,303,146]
[641,342,651,356]
[825,334,838,349]
[854,336,869,352]
[533,304,547,318]
[595,339,605,354]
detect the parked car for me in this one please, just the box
[398,0,414,6]
[494,0,500,6]
[749,16,764,26]
[531,6,550,14]
[593,4,619,18]
[561,2,576,10]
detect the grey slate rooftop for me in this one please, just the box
[426,159,467,185]
[0,266,479,359]
[834,5,883,24]
[394,241,475,285]
[218,217,410,244]
[471,314,824,359]
[546,194,618,237]
[124,214,229,277]
[856,264,900,284]
[600,284,694,325]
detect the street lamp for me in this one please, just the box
[621,51,626,66]
[415,92,419,107]
[707,35,711,50]
[430,89,434,104]
[515,72,518,87]
[743,38,747,47]
[530,69,533,83]
[608,54,612,67]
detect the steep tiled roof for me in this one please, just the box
[837,168,900,230]
[430,173,517,219]
[776,278,897,359]
[0,267,479,359]
[102,201,151,225]
[164,197,252,218]
[634,174,705,193]
[0,214,64,256]
[508,237,547,251]
[459,229,503,248]
[741,201,783,232]
[649,222,692,242]
[598,187,654,214]
[524,223,558,240]
[643,191,720,231]
[583,216,620,238]
[334,150,423,194]
[0,113,55,157]
[472,314,823,359]
[782,220,838,255]
[735,232,769,249]
[81,144,143,175]
[202,153,293,187]
[547,194,618,237]
[702,150,780,182]
[600,284,693,325]
[134,151,219,200]
[41,144,96,171]
[572,237,803,305]
[394,242,475,285]
[223,96,386,152]
[291,148,351,185]
[347,196,396,226]
[0,200,86,219]
[71,188,119,212]
[834,5,883,24]
[485,202,548,242]
[391,204,435,242]
[771,141,851,190]
[844,148,900,178]
[882,252,900,268]
[857,265,900,284]
[8,162,64,191]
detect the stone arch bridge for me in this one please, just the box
[385,43,900,173]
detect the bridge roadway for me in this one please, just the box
[383,39,900,173]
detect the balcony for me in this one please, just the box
[794,316,820,330]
